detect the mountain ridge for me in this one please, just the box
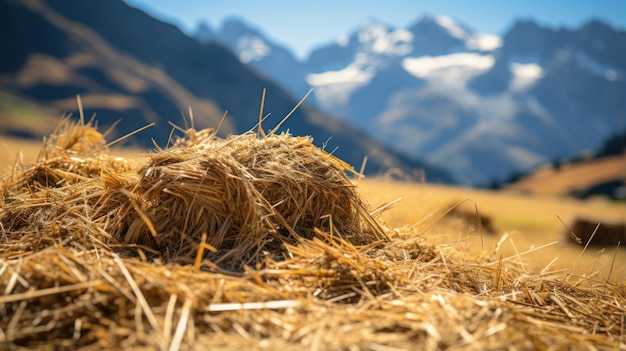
[201,15,625,185]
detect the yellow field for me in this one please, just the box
[358,178,626,282]
[2,136,624,282]
[0,135,46,167]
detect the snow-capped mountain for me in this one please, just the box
[197,16,625,185]
[199,19,310,101]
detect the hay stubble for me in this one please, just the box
[1,116,625,350]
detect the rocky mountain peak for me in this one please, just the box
[194,20,213,44]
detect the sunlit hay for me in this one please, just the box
[7,114,132,190]
[40,114,107,159]
[0,158,118,257]
[0,182,116,257]
[0,156,131,257]
[12,154,133,190]
[220,132,383,244]
[104,147,276,268]
[108,128,384,268]
[0,117,128,257]
[172,126,216,149]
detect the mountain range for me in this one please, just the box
[0,0,453,182]
[202,15,626,185]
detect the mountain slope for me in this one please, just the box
[0,0,453,182]
[505,154,626,199]
[0,0,234,143]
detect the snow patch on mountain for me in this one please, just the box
[402,53,494,82]
[465,33,502,51]
[435,15,467,39]
[307,64,375,85]
[374,29,413,55]
[236,36,270,63]
[306,64,375,107]
[357,19,387,43]
[509,62,542,90]
[356,20,413,56]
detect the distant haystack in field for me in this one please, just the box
[444,201,496,234]
[566,217,625,247]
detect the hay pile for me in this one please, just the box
[1,117,625,350]
[1,116,384,270]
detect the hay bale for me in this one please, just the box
[104,148,272,267]
[223,133,371,241]
[566,217,626,247]
[102,129,385,268]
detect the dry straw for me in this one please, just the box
[1,112,625,350]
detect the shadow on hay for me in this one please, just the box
[0,117,387,270]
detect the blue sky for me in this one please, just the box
[125,0,625,59]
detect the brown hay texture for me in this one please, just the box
[1,117,625,350]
